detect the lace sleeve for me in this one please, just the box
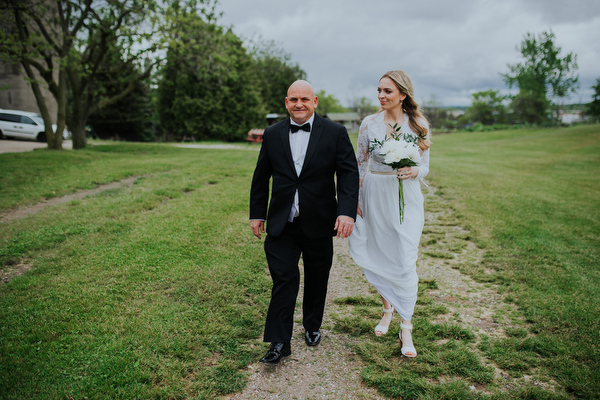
[356,119,370,210]
[415,122,430,180]
[416,149,430,180]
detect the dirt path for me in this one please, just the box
[226,236,386,400]
[225,184,523,399]
[0,176,140,224]
[0,139,252,155]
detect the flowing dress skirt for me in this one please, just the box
[349,171,424,320]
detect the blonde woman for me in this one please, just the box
[349,70,431,358]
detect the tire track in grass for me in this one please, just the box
[0,176,141,224]
[0,176,142,285]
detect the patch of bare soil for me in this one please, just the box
[418,213,508,340]
[0,261,33,286]
[417,187,558,394]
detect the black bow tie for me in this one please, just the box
[290,123,311,133]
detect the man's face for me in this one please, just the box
[285,82,318,125]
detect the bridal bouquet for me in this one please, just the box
[369,123,420,222]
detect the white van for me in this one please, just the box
[0,109,70,142]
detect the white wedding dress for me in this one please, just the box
[349,112,430,320]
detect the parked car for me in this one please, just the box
[0,109,70,142]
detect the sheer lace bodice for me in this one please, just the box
[356,112,430,191]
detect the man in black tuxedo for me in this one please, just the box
[250,80,359,364]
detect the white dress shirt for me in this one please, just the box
[288,114,315,222]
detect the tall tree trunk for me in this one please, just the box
[10,3,62,150]
[20,59,62,150]
[554,103,562,126]
[71,121,87,149]
[69,92,88,149]
[53,65,69,149]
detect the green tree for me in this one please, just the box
[157,6,263,141]
[86,48,155,142]
[248,38,306,115]
[349,96,378,121]
[422,94,453,131]
[503,30,578,126]
[0,0,168,149]
[315,90,348,115]
[464,90,507,125]
[586,78,600,123]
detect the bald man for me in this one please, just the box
[250,80,359,364]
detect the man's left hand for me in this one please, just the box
[334,216,354,239]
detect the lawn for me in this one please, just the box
[0,143,270,398]
[0,125,598,399]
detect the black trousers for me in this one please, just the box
[263,219,333,343]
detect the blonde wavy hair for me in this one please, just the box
[380,70,431,151]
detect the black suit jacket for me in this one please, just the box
[250,114,359,238]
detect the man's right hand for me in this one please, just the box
[251,220,265,239]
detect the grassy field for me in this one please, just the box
[0,125,598,399]
[0,143,271,398]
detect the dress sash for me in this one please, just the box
[370,170,396,175]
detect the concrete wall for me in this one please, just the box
[0,61,58,123]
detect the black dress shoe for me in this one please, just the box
[259,342,291,364]
[305,330,321,346]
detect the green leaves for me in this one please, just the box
[586,77,600,122]
[157,9,265,141]
[315,90,349,115]
[502,30,579,125]
[463,89,508,126]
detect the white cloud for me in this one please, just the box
[219,0,600,107]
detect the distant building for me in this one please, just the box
[560,111,585,124]
[324,112,360,131]
[0,60,58,123]
[448,109,466,118]
[266,113,287,126]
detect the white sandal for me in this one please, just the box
[374,306,394,336]
[400,322,417,358]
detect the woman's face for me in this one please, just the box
[378,77,407,111]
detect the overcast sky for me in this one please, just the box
[217,0,600,108]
